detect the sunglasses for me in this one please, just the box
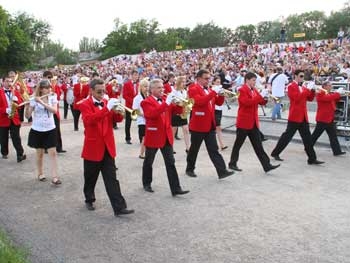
[298,75,304,78]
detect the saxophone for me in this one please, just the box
[8,101,19,119]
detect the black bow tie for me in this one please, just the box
[5,90,11,94]
[94,101,104,107]
[157,98,162,102]
[298,82,303,87]
[203,86,208,90]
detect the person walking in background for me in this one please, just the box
[311,81,346,156]
[212,76,227,151]
[132,78,149,159]
[72,76,90,131]
[271,70,324,165]
[122,70,139,144]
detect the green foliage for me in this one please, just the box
[0,229,29,263]
[233,24,257,45]
[79,37,100,53]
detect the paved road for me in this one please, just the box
[0,107,350,263]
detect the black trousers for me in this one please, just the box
[124,111,132,142]
[54,114,63,151]
[311,122,343,155]
[72,109,81,130]
[271,120,317,162]
[18,107,25,122]
[142,141,181,194]
[63,101,73,119]
[229,126,271,170]
[186,130,226,176]
[83,150,127,213]
[0,123,24,157]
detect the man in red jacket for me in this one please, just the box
[0,76,26,162]
[122,70,139,144]
[72,76,90,131]
[311,81,346,155]
[186,69,234,179]
[271,69,324,164]
[141,78,189,196]
[228,72,280,173]
[79,78,134,216]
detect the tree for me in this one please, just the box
[188,21,226,49]
[79,37,100,52]
[233,24,257,45]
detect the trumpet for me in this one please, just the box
[268,94,281,103]
[220,89,239,99]
[114,103,141,121]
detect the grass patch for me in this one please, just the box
[0,229,29,263]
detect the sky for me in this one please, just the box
[0,0,346,51]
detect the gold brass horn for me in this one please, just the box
[114,103,140,121]
[220,89,239,99]
[268,94,281,103]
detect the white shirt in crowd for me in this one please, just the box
[31,94,57,132]
[268,73,289,97]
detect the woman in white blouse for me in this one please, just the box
[25,79,61,185]
[132,78,149,159]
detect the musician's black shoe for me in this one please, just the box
[143,185,154,193]
[17,154,26,163]
[85,202,95,211]
[115,209,134,216]
[271,154,284,161]
[307,160,325,165]
[57,149,67,153]
[228,163,242,171]
[186,170,197,178]
[334,151,346,156]
[172,188,190,196]
[218,170,234,179]
[264,164,280,173]
[261,137,268,142]
[126,140,132,145]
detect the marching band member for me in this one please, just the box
[228,72,280,173]
[122,70,139,144]
[72,76,90,131]
[185,69,234,179]
[271,70,324,165]
[43,71,66,153]
[61,77,74,119]
[132,78,149,159]
[25,79,60,184]
[0,76,26,162]
[79,78,134,216]
[141,78,189,196]
[171,76,190,153]
[311,81,346,155]
[106,78,121,129]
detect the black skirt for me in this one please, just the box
[215,110,222,127]
[171,115,188,127]
[28,128,57,149]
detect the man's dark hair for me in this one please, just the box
[294,69,304,77]
[92,72,99,78]
[43,70,53,78]
[244,72,257,82]
[196,69,210,78]
[90,78,104,89]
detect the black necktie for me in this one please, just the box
[94,101,104,107]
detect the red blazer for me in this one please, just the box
[141,96,182,148]
[122,80,138,108]
[236,84,267,129]
[0,89,23,127]
[315,91,341,123]
[287,81,315,123]
[60,83,67,101]
[52,84,61,119]
[163,83,172,94]
[188,83,224,132]
[106,84,121,99]
[79,97,123,161]
[73,83,90,109]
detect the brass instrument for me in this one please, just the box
[268,94,281,103]
[18,73,30,101]
[170,94,194,120]
[115,103,140,121]
[8,101,19,119]
[220,89,239,99]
